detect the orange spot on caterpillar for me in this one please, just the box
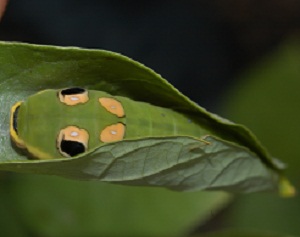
[99,97,125,117]
[100,123,125,143]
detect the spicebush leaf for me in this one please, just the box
[0,136,278,193]
[0,41,293,195]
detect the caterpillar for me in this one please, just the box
[10,87,209,159]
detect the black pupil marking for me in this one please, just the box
[13,105,20,134]
[60,140,85,157]
[61,87,86,95]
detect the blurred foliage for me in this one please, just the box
[195,229,297,237]
[0,171,230,237]
[219,38,300,236]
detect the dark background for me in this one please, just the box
[1,0,298,111]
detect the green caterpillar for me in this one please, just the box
[10,87,210,159]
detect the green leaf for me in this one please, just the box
[0,136,279,193]
[0,41,293,195]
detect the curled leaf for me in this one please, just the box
[0,41,293,195]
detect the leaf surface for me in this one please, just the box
[0,41,293,195]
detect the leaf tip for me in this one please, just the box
[278,176,296,198]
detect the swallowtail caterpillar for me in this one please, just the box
[10,87,208,159]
